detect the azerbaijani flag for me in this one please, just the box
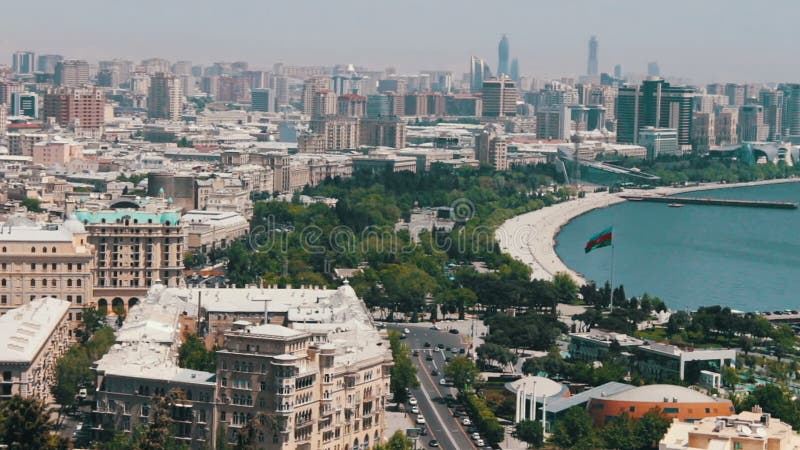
[585,226,613,254]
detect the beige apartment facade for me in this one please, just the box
[0,217,94,338]
[75,209,184,312]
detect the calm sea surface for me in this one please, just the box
[555,182,800,311]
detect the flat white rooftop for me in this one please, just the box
[0,297,71,363]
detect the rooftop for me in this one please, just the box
[606,384,724,404]
[0,298,71,363]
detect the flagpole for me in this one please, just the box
[609,239,615,311]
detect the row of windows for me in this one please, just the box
[2,246,59,254]
[2,278,83,287]
[1,294,82,305]
[1,262,84,271]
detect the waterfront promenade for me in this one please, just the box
[496,178,800,285]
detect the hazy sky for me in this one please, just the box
[2,0,798,84]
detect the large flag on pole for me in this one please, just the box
[585,226,613,253]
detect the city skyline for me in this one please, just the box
[1,0,799,84]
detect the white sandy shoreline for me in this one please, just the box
[495,177,800,285]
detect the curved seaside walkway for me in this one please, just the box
[496,178,800,285]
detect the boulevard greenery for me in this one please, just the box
[388,330,419,404]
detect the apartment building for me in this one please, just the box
[144,282,394,449]
[0,217,94,337]
[75,209,184,312]
[0,298,71,402]
[183,210,249,254]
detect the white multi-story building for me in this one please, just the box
[0,297,71,402]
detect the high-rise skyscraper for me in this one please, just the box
[647,62,661,77]
[470,56,489,93]
[759,89,784,141]
[510,59,520,83]
[10,92,38,118]
[614,64,623,80]
[482,76,518,117]
[251,88,274,113]
[148,72,183,121]
[587,36,599,76]
[367,94,391,118]
[36,54,63,75]
[12,51,36,75]
[55,60,90,87]
[475,124,508,170]
[302,76,331,115]
[498,35,510,77]
[616,79,694,148]
[738,104,769,142]
[779,84,800,137]
[725,83,745,106]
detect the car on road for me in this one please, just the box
[411,406,419,414]
[431,369,439,376]
[425,354,433,361]
[424,342,431,347]
[450,347,459,353]
[78,388,88,400]
[431,324,440,330]
[409,397,418,406]
[449,329,460,334]
[412,350,419,356]
[436,343,445,349]
[439,378,448,386]
[416,415,426,425]
[445,356,452,363]
[462,418,472,426]
[459,348,466,354]
[404,328,411,334]
[419,426,427,436]
[471,432,481,440]
[476,439,485,446]
[428,440,439,447]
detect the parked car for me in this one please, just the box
[409,397,418,406]
[416,415,426,425]
[471,433,481,440]
[431,369,439,376]
[428,440,439,447]
[476,439,485,447]
[462,418,472,426]
[411,406,419,414]
[449,329,460,334]
[439,379,448,386]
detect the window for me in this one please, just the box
[31,247,35,253]
[76,296,83,304]
[67,279,73,287]
[629,406,635,412]
[1,247,5,253]
[30,279,35,287]
[67,295,73,303]
[1,295,6,304]
[51,247,56,253]
[42,279,47,287]
[51,263,56,270]
[30,263,36,270]
[67,263,73,271]
[42,247,47,253]
[76,279,82,287]
[664,407,679,414]
[1,279,5,287]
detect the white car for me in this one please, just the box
[409,397,418,406]
[439,379,448,386]
[411,406,419,414]
[471,433,481,440]
[416,415,426,425]
[476,439,485,447]
[462,418,472,426]
[403,328,411,334]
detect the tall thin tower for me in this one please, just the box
[498,35,510,77]
[587,36,599,76]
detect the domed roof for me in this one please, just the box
[606,384,716,403]
[505,376,568,399]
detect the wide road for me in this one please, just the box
[389,323,479,450]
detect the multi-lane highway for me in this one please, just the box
[388,322,483,450]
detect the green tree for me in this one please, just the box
[0,395,55,449]
[515,419,544,448]
[373,430,413,450]
[178,334,216,372]
[740,384,800,429]
[136,390,190,450]
[477,343,517,370]
[445,356,480,390]
[553,272,579,304]
[549,406,597,450]
[388,331,419,403]
[598,413,639,450]
[22,197,43,212]
[636,408,672,450]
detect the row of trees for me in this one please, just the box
[615,154,800,185]
[387,331,419,404]
[548,406,671,450]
